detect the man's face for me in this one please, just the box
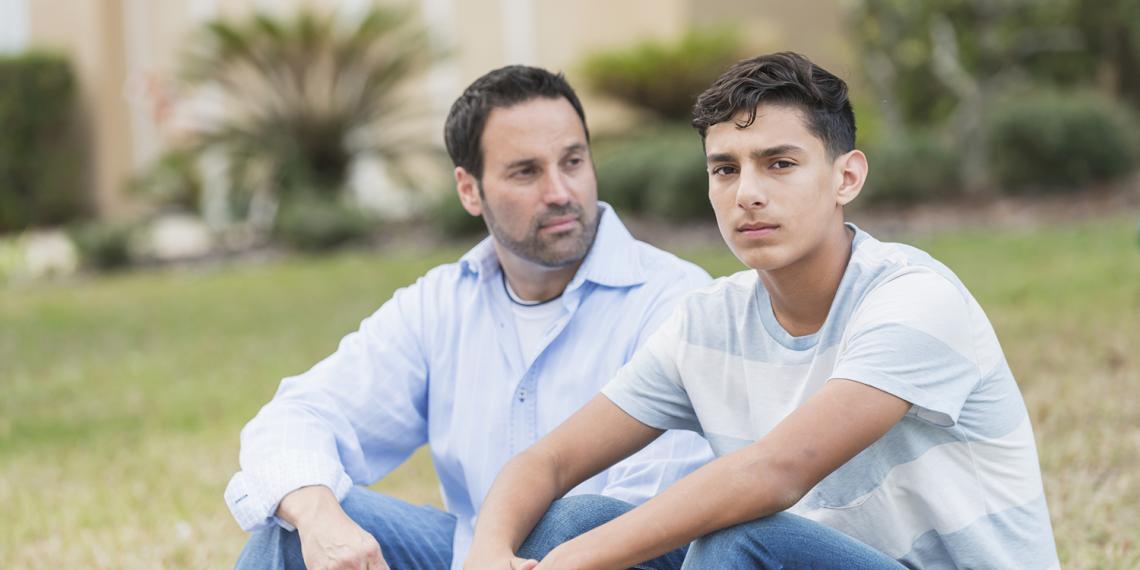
[464,96,599,268]
[705,104,849,272]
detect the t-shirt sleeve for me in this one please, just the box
[601,305,702,433]
[830,271,982,427]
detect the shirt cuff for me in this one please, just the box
[224,457,355,532]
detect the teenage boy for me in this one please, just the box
[465,52,1058,569]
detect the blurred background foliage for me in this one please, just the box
[3,0,1138,266]
[175,6,440,241]
[0,52,86,233]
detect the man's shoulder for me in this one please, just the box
[627,239,711,284]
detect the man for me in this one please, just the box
[225,65,713,569]
[468,52,1058,569]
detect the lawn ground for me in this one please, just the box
[2,216,1137,568]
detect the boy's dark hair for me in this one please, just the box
[444,65,589,180]
[691,52,855,158]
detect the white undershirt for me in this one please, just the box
[503,277,564,368]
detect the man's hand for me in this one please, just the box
[278,485,388,570]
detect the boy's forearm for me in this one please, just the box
[546,449,800,569]
[468,448,566,559]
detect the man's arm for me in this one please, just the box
[226,277,437,568]
[465,394,664,568]
[533,379,909,569]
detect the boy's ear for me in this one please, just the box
[455,167,484,216]
[834,150,868,207]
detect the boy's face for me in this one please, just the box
[704,104,858,272]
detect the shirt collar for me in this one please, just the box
[457,202,646,290]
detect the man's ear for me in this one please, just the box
[455,167,483,216]
[834,149,868,207]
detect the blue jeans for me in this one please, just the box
[232,489,672,569]
[683,511,905,569]
[234,487,456,570]
[519,494,687,569]
[524,494,903,570]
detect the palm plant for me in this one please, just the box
[179,6,438,230]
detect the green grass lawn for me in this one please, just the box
[2,217,1138,568]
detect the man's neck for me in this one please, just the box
[494,243,583,303]
[759,220,854,338]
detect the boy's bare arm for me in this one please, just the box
[535,379,911,569]
[465,394,664,569]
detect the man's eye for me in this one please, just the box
[565,157,584,168]
[711,165,738,176]
[772,160,796,170]
[513,167,537,178]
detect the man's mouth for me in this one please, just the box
[539,214,579,233]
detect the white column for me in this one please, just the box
[499,0,537,65]
[123,0,160,169]
[0,0,27,54]
[190,0,231,228]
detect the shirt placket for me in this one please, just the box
[508,292,581,455]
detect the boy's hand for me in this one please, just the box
[463,551,537,569]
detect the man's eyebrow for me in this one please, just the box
[563,143,588,155]
[504,157,539,170]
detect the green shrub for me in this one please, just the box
[594,124,711,222]
[581,28,745,120]
[274,195,375,252]
[70,222,135,271]
[0,52,86,233]
[860,130,963,206]
[987,91,1140,193]
[127,149,202,212]
[427,191,487,239]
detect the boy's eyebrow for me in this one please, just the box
[751,144,806,160]
[706,144,806,164]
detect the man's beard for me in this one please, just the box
[483,201,599,268]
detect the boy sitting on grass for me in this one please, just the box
[464,52,1058,569]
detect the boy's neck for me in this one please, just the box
[758,221,855,337]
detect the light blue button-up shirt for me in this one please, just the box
[225,205,714,565]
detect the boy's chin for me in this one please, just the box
[729,246,791,273]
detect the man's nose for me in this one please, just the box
[541,171,573,205]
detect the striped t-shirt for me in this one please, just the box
[602,224,1058,569]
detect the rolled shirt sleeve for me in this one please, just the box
[225,280,431,531]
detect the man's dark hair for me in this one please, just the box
[691,52,855,158]
[444,65,589,180]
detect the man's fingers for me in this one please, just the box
[364,536,387,570]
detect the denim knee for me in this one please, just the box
[517,494,634,559]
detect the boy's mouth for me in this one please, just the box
[737,222,781,238]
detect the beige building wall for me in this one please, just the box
[14,0,849,219]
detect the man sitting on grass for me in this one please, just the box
[465,52,1059,569]
[226,66,712,570]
